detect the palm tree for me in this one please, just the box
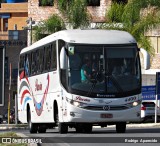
[58,0,90,29]
[67,0,90,29]
[33,14,66,41]
[101,0,160,55]
[33,0,90,41]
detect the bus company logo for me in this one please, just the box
[35,79,42,91]
[76,96,90,102]
[103,106,110,111]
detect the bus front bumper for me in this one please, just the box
[64,104,141,123]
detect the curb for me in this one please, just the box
[93,123,160,128]
[0,123,160,130]
[0,124,28,130]
[127,123,160,128]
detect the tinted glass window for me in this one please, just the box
[39,48,45,73]
[51,42,57,70]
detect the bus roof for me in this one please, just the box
[20,29,137,54]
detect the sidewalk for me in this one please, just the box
[0,123,160,130]
[0,124,28,130]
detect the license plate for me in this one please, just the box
[100,113,113,118]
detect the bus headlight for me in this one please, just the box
[66,98,86,107]
[132,101,138,106]
[126,100,141,108]
[72,101,81,107]
[71,100,85,107]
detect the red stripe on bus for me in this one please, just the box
[19,71,24,81]
[21,89,31,104]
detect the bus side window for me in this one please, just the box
[24,54,30,77]
[39,48,44,73]
[31,51,36,75]
[45,45,52,71]
[44,47,47,71]
[51,42,57,70]
[28,53,31,76]
[31,52,33,75]
[36,50,40,74]
[19,55,24,76]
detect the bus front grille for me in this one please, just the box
[82,105,129,111]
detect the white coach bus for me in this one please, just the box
[18,29,142,134]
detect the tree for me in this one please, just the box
[33,14,66,41]
[101,0,160,55]
[58,0,90,29]
[33,0,90,41]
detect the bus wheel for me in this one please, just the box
[83,124,92,133]
[75,126,83,133]
[116,122,126,133]
[28,109,38,133]
[58,123,68,134]
[38,125,46,133]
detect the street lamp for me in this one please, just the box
[26,17,35,46]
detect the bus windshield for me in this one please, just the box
[67,45,141,98]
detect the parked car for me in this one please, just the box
[141,102,160,122]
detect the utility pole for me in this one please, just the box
[8,63,12,124]
[26,17,34,46]
[30,17,32,46]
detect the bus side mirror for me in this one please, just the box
[60,47,67,69]
[140,48,150,70]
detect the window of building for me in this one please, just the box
[3,18,8,31]
[87,0,100,6]
[113,0,128,4]
[39,0,54,6]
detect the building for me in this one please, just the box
[0,0,128,117]
[28,0,112,23]
[28,0,160,66]
[0,0,160,117]
[0,1,28,115]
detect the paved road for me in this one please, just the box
[5,126,160,146]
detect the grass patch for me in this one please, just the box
[0,132,18,137]
[0,132,27,146]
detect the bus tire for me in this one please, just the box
[58,123,68,134]
[83,124,92,133]
[75,126,83,133]
[116,122,126,133]
[28,108,38,133]
[38,125,46,133]
[54,101,58,126]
